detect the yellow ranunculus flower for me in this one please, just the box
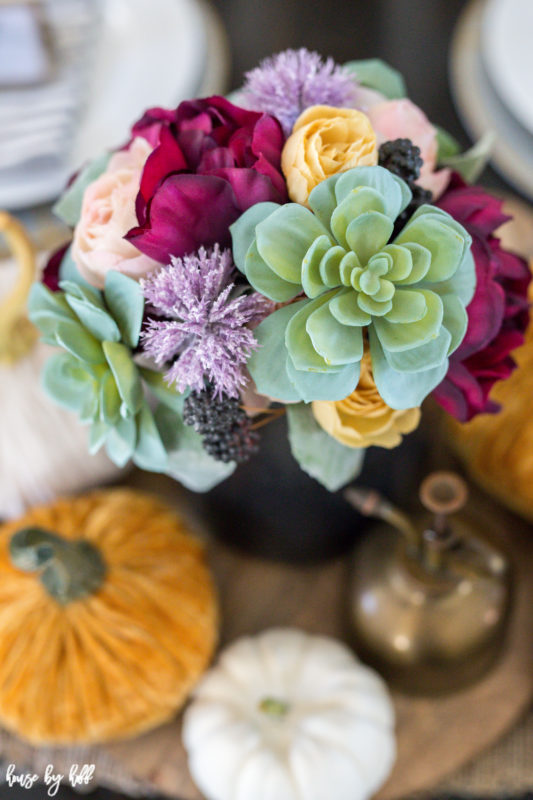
[312,352,420,449]
[281,105,378,204]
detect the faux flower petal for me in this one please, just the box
[127,174,241,262]
[369,327,449,408]
[306,301,364,365]
[344,212,393,265]
[256,203,330,282]
[286,357,360,402]
[231,201,280,273]
[374,290,443,352]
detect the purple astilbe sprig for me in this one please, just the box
[242,48,359,136]
[140,245,273,399]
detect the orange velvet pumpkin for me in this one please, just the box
[0,489,218,745]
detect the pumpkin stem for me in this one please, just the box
[258,697,290,718]
[9,528,107,605]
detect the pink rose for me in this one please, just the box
[72,137,160,289]
[367,99,450,199]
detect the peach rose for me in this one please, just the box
[281,105,378,204]
[72,137,160,289]
[367,99,450,199]
[312,352,420,449]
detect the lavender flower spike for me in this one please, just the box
[141,246,272,399]
[243,48,359,136]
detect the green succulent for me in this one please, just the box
[28,269,179,472]
[231,166,475,408]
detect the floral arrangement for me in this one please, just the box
[29,51,531,492]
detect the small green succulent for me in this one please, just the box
[231,166,475,407]
[28,263,236,490]
[28,269,180,472]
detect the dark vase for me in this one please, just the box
[191,414,431,564]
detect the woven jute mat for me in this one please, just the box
[0,708,532,798]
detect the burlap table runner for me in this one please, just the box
[0,706,532,798]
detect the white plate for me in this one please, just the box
[482,0,533,137]
[1,0,229,210]
[450,0,533,201]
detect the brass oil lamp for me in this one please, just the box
[346,472,512,695]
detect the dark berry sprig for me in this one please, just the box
[378,138,423,185]
[379,138,433,234]
[183,385,259,464]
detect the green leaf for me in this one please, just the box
[302,235,333,298]
[256,203,329,282]
[65,296,121,343]
[230,201,280,273]
[60,279,105,309]
[369,327,447,409]
[99,369,122,424]
[28,283,76,337]
[104,271,145,348]
[344,211,394,264]
[306,301,364,365]
[396,207,470,283]
[155,405,235,491]
[435,125,461,161]
[244,241,299,302]
[105,415,137,467]
[139,368,185,412]
[42,353,95,412]
[383,327,452,372]
[343,58,407,99]
[440,131,495,182]
[53,151,111,226]
[286,358,360,402]
[333,167,411,223]
[286,403,365,491]
[374,290,443,353]
[328,186,387,248]
[102,341,143,414]
[58,247,94,289]
[133,402,168,472]
[247,304,303,403]
[56,319,106,364]
[285,296,335,371]
[89,421,110,454]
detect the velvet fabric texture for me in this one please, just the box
[0,490,218,744]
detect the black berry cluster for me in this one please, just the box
[378,138,423,184]
[378,138,433,235]
[183,386,260,464]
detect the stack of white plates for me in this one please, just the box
[450,0,533,200]
[0,0,229,210]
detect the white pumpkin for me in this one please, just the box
[182,628,396,800]
[0,213,121,518]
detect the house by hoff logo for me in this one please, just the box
[5,763,95,796]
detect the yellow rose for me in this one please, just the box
[281,105,378,204]
[312,352,420,449]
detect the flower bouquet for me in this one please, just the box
[29,50,531,493]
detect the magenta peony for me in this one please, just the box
[432,174,531,422]
[126,96,287,263]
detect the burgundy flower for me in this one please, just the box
[42,242,70,292]
[126,96,287,263]
[432,174,531,421]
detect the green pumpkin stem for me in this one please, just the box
[258,697,290,718]
[9,528,107,605]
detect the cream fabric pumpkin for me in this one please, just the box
[0,214,121,519]
[183,628,396,800]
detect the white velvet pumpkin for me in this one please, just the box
[182,628,396,800]
[0,214,121,519]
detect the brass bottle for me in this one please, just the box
[346,472,512,695]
